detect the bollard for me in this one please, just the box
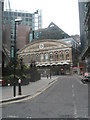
[13,82,16,97]
[18,79,22,95]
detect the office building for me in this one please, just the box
[78,1,90,73]
[0,1,3,73]
[3,9,42,43]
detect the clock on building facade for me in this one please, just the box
[39,43,44,49]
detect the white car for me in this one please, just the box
[81,72,90,84]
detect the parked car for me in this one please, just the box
[81,72,90,84]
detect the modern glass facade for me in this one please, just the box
[0,1,3,76]
[3,9,42,44]
[78,1,90,73]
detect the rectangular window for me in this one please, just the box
[14,12,17,16]
[18,12,21,16]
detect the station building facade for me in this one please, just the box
[17,39,72,76]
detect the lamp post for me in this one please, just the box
[13,17,22,97]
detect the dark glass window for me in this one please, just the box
[26,13,28,17]
[29,14,32,17]
[18,12,21,16]
[26,18,28,21]
[14,12,17,16]
[22,13,25,16]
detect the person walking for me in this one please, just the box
[50,72,51,79]
[47,74,48,79]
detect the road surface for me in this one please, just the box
[2,75,89,118]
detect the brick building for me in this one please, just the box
[16,24,30,50]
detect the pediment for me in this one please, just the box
[18,40,70,54]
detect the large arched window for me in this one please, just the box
[65,50,69,60]
[40,53,43,62]
[45,53,48,62]
[36,54,39,62]
[56,53,58,61]
[50,52,53,62]
[60,50,64,60]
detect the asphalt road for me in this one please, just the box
[2,75,89,118]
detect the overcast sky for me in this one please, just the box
[6,0,80,36]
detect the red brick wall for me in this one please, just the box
[17,24,30,50]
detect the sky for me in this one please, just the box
[6,0,80,36]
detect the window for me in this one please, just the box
[50,52,53,61]
[26,13,28,17]
[34,32,39,39]
[36,54,39,62]
[60,51,64,60]
[18,12,21,16]
[26,18,28,21]
[22,13,25,17]
[14,12,17,16]
[40,54,43,62]
[45,53,48,62]
[29,14,32,17]
[55,52,58,61]
[29,33,32,42]
[65,50,69,60]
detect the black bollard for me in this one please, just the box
[13,82,16,97]
[18,79,22,95]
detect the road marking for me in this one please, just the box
[72,84,74,88]
[72,84,78,118]
[26,116,32,118]
[7,115,19,118]
[74,75,87,86]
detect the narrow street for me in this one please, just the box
[2,75,88,118]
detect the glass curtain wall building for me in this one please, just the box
[78,1,90,73]
[2,0,11,69]
[3,9,42,44]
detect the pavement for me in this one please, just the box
[0,76,59,104]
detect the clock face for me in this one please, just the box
[39,43,44,49]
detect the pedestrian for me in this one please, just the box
[47,74,48,79]
[50,72,51,79]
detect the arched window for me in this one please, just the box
[36,54,39,62]
[50,52,53,61]
[45,53,48,62]
[65,50,69,60]
[60,51,64,60]
[40,53,43,62]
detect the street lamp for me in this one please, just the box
[13,17,22,97]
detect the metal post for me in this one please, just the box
[18,79,22,95]
[13,22,16,97]
[13,17,22,97]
